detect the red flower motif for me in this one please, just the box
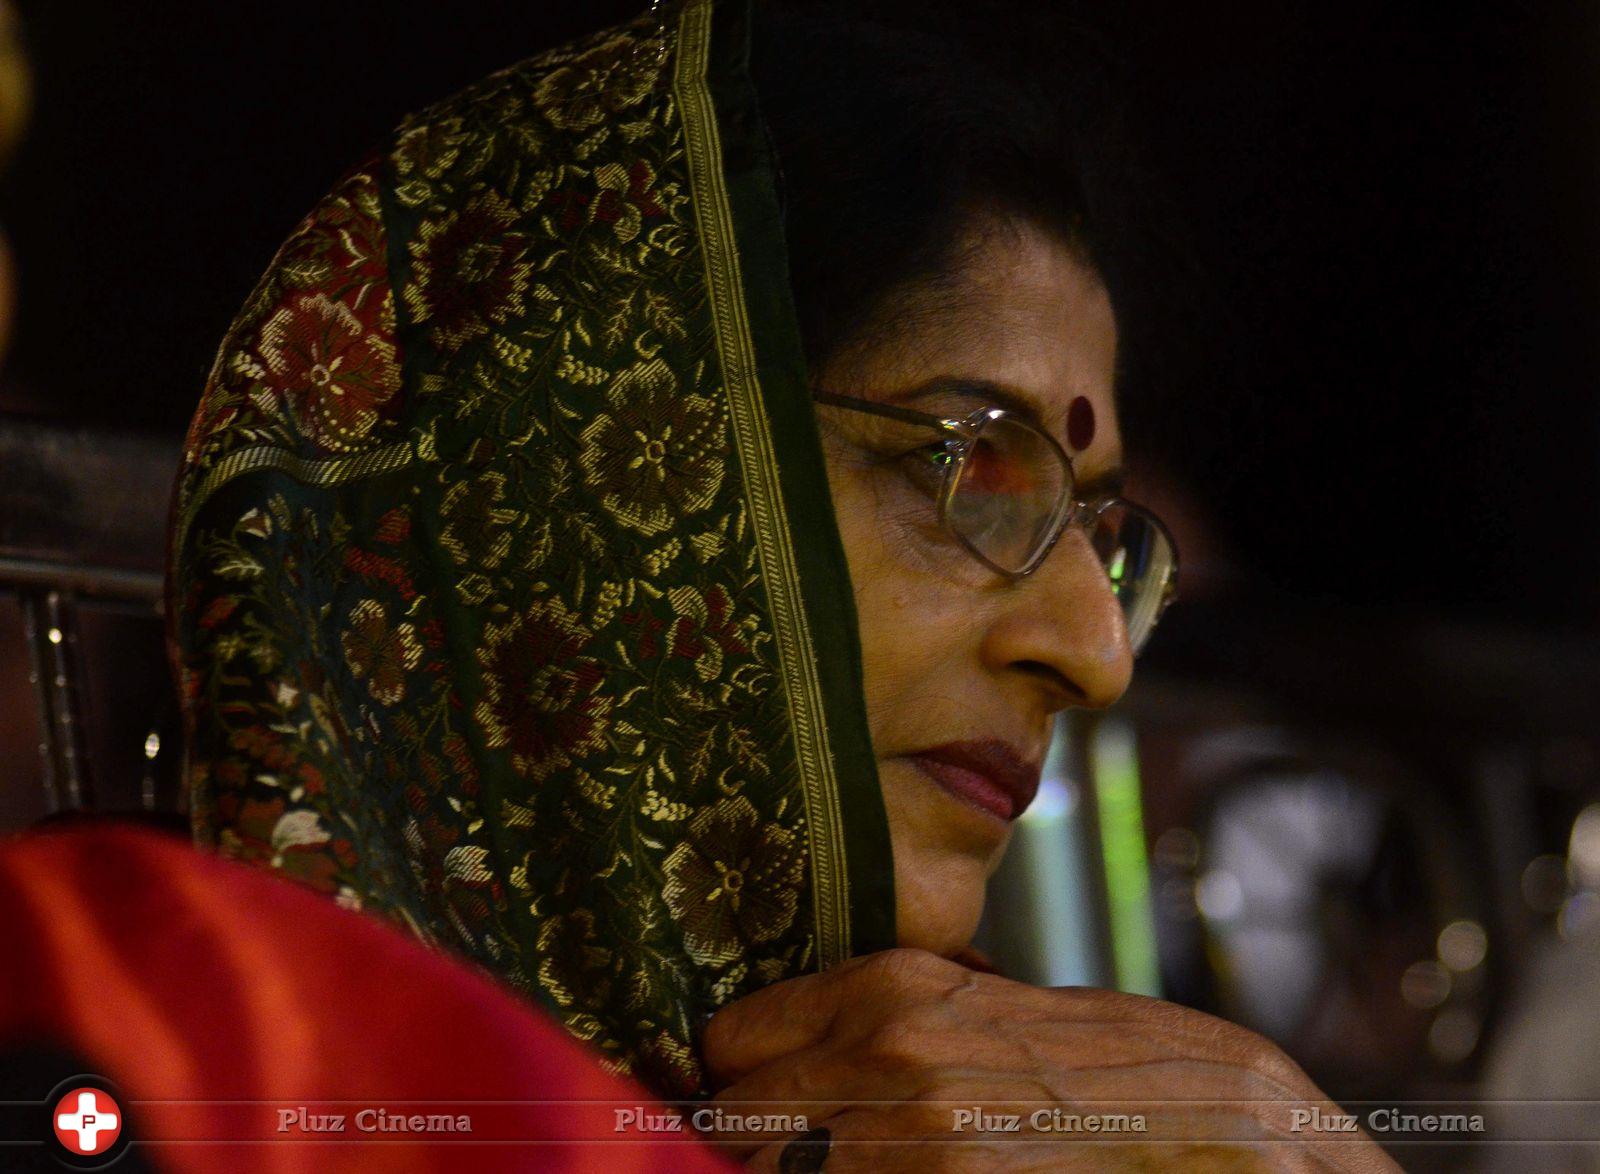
[550,160,666,243]
[402,189,532,352]
[666,585,750,682]
[254,292,400,452]
[298,762,327,796]
[343,547,419,602]
[341,600,423,707]
[578,358,726,537]
[474,599,614,784]
[622,606,667,661]
[228,725,297,772]
[372,508,412,544]
[198,597,239,630]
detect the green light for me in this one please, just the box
[1107,547,1127,583]
[1091,720,1161,997]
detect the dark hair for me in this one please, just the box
[751,4,1139,377]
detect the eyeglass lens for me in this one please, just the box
[945,413,1174,650]
[1087,502,1174,652]
[945,413,1070,573]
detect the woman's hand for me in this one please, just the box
[702,949,1399,1172]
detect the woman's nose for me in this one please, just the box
[976,526,1134,713]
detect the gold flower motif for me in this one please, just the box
[532,34,660,133]
[591,160,664,243]
[578,358,725,536]
[341,600,423,706]
[438,472,519,570]
[394,115,472,182]
[661,795,801,967]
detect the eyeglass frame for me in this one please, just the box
[812,389,1180,636]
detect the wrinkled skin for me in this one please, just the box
[706,218,1397,1172]
[708,950,1397,1172]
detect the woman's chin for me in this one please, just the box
[880,760,1013,955]
[891,846,992,958]
[882,757,1017,858]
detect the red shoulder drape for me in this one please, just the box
[0,825,732,1172]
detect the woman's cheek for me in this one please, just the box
[847,489,985,604]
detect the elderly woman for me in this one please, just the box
[170,2,1393,1169]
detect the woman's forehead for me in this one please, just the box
[833,223,1122,462]
[950,221,1118,402]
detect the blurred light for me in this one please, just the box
[1559,891,1600,941]
[1090,720,1161,997]
[1569,804,1600,890]
[1152,827,1200,870]
[1019,774,1073,823]
[1400,960,1452,1010]
[1196,869,1244,922]
[46,627,62,644]
[1428,1008,1480,1063]
[1521,854,1570,914]
[143,732,161,761]
[1437,919,1488,972]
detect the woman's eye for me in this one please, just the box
[898,442,953,495]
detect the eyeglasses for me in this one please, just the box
[814,391,1179,654]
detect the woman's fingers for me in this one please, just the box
[702,950,1397,1171]
[704,1045,970,1160]
[733,1107,1054,1174]
[711,1059,1316,1163]
[732,1104,1284,1173]
[703,948,972,1086]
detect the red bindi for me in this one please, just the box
[1067,396,1096,452]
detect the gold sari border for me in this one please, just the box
[175,440,416,545]
[672,0,852,967]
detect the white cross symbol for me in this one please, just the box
[56,1091,119,1152]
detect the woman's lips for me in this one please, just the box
[904,740,1042,823]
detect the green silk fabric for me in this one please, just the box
[169,0,894,1096]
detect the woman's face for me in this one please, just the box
[817,216,1134,956]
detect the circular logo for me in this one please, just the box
[51,1087,122,1156]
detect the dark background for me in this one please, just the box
[3,0,1598,628]
[3,4,1598,1137]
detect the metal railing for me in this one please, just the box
[0,417,175,817]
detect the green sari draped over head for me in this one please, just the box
[169,0,895,1096]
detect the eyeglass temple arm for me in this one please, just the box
[812,391,968,435]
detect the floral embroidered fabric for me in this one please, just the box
[169,0,894,1096]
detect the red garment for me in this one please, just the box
[0,825,733,1172]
